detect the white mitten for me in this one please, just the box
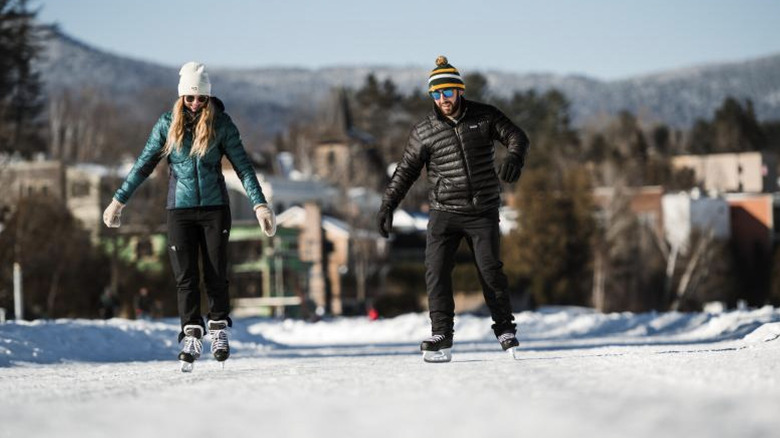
[102,199,125,228]
[254,204,276,237]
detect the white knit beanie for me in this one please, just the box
[177,61,212,96]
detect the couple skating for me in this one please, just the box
[103,56,529,370]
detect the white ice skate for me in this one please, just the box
[178,325,203,372]
[208,320,230,369]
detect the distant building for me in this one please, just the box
[0,160,66,202]
[311,88,385,193]
[228,220,308,318]
[223,168,340,218]
[0,159,315,312]
[277,203,353,315]
[0,160,131,242]
[671,151,777,193]
[593,186,666,239]
[661,191,731,252]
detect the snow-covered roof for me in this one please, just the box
[276,205,350,237]
[224,172,340,208]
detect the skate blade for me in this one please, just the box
[422,348,452,363]
[507,347,521,360]
[180,360,194,373]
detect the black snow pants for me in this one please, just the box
[425,209,516,337]
[167,205,232,341]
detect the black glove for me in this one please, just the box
[377,204,394,238]
[499,154,523,183]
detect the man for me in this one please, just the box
[377,56,530,363]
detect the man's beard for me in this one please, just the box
[438,96,461,117]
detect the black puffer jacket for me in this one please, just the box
[383,99,530,214]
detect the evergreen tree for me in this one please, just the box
[688,97,767,154]
[688,119,714,154]
[651,125,671,156]
[499,89,580,171]
[762,120,780,153]
[712,97,766,152]
[463,72,489,102]
[0,0,44,155]
[504,166,596,306]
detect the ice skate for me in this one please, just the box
[208,320,230,368]
[420,334,453,363]
[498,332,520,360]
[178,325,204,372]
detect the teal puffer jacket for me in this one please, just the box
[114,98,267,209]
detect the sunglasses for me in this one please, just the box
[184,95,209,103]
[429,89,456,100]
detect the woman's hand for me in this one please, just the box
[102,199,125,228]
[254,204,276,237]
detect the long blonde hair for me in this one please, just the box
[163,97,216,158]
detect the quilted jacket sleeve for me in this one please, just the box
[114,113,169,204]
[491,107,530,164]
[220,113,267,206]
[382,125,427,210]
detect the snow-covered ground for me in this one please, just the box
[1,307,780,438]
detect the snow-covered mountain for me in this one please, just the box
[36,27,780,130]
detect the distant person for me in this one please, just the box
[99,287,119,319]
[102,62,276,372]
[133,287,153,320]
[377,56,530,363]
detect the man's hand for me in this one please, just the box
[254,204,276,237]
[499,154,523,183]
[102,199,125,228]
[377,204,394,238]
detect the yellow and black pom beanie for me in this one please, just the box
[428,55,465,92]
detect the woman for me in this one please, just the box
[102,62,276,372]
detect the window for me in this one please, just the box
[136,238,153,258]
[70,181,90,198]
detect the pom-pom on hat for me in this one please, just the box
[428,55,465,92]
[178,61,212,96]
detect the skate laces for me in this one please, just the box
[182,335,203,356]
[425,334,447,343]
[498,333,516,343]
[209,326,229,353]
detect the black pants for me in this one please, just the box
[425,209,516,337]
[167,206,232,339]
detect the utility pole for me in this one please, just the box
[13,204,23,320]
[274,236,285,318]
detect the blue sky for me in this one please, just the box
[33,0,780,80]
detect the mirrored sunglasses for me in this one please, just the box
[429,89,456,100]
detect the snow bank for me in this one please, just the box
[1,306,779,367]
[744,322,780,346]
[0,318,179,366]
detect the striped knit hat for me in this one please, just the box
[428,55,465,92]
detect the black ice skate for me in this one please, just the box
[178,325,204,372]
[497,332,520,360]
[208,320,230,368]
[420,334,453,363]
